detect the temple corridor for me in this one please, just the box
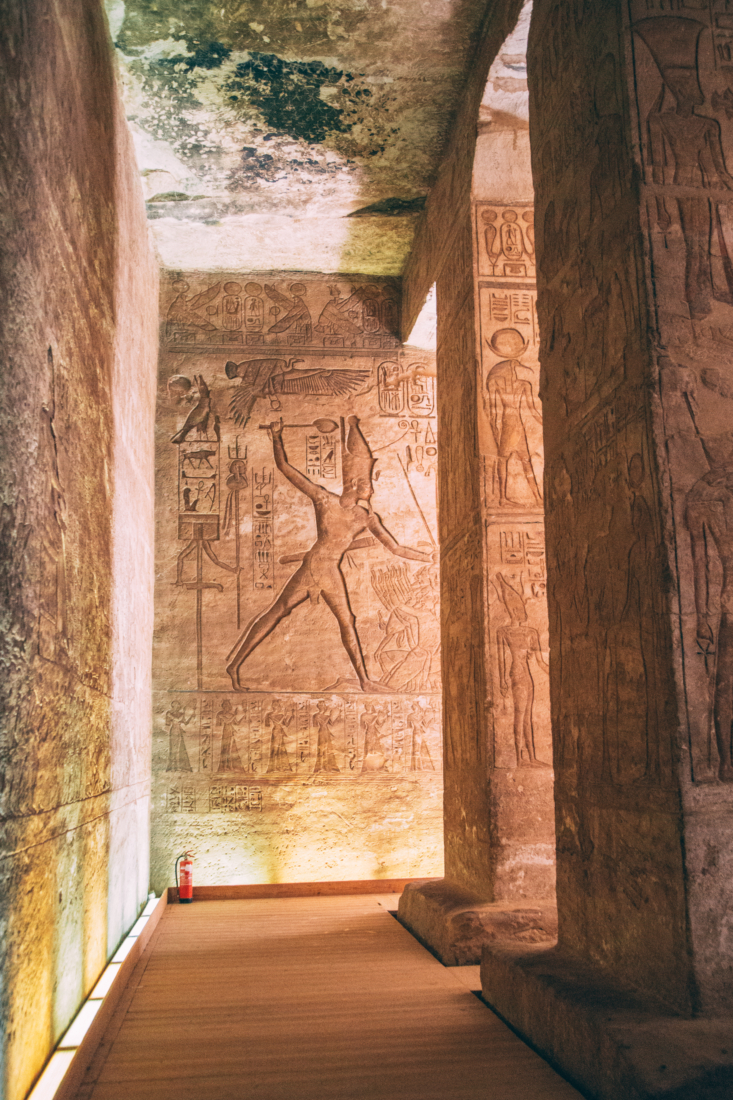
[73,895,578,1100]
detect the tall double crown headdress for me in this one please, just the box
[341,415,375,485]
[633,16,704,89]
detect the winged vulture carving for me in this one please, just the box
[225,357,371,428]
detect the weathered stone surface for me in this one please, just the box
[151,272,443,891]
[0,2,157,1097]
[399,879,556,965]
[523,0,733,1020]
[482,943,733,1100]
[110,0,499,274]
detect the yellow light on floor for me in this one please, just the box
[58,1000,102,1049]
[128,915,149,937]
[26,1052,75,1100]
[89,961,122,1000]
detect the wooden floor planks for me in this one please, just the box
[74,895,581,1100]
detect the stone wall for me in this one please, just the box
[151,273,442,890]
[0,2,157,1097]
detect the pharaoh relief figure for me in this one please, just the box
[225,416,436,692]
[485,328,543,506]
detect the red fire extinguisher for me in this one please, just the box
[175,852,193,904]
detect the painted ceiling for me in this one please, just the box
[108,0,493,274]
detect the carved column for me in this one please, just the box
[474,186,555,904]
[399,51,557,963]
[481,2,733,1097]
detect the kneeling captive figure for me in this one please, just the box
[226,415,435,692]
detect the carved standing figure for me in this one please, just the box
[495,573,550,768]
[216,699,244,772]
[265,701,294,773]
[360,701,387,772]
[312,699,341,773]
[166,701,193,772]
[407,702,435,771]
[485,328,543,506]
[635,16,733,318]
[226,416,434,690]
[686,458,733,781]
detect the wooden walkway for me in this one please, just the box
[75,894,581,1100]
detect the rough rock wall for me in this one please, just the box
[152,273,442,889]
[529,0,733,1014]
[0,2,157,1096]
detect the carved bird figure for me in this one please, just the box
[225,357,371,428]
[265,284,311,334]
[167,282,221,331]
[171,375,212,443]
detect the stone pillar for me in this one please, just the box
[399,2,557,964]
[482,2,733,1096]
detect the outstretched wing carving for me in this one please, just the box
[187,283,221,311]
[271,368,371,397]
[227,358,285,427]
[227,361,371,427]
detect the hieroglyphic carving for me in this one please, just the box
[158,691,442,780]
[154,274,442,887]
[171,376,238,690]
[252,467,274,590]
[474,201,551,774]
[209,784,262,812]
[166,783,264,813]
[166,280,400,352]
[166,784,197,813]
[377,360,436,418]
[475,204,536,280]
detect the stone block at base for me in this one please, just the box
[398,878,557,965]
[481,942,733,1100]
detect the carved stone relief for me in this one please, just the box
[474,203,552,783]
[630,1,733,785]
[153,274,443,889]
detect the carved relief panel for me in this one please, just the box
[629,1,733,783]
[474,202,551,777]
[153,274,442,888]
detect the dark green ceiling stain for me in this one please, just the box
[348,196,427,217]
[226,54,351,145]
